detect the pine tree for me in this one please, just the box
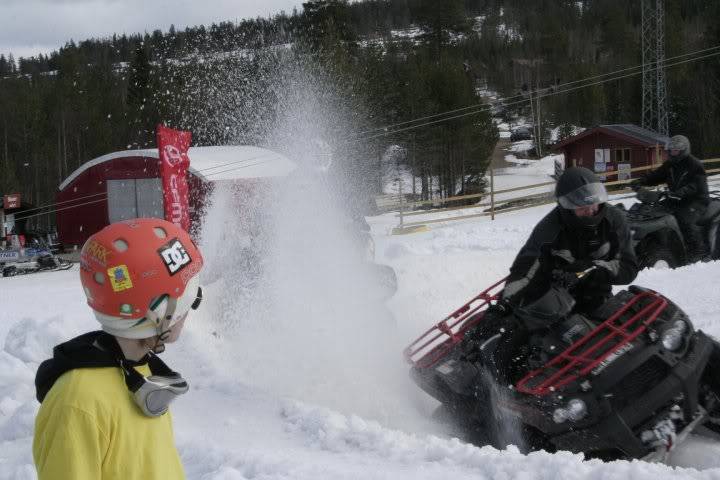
[126,45,155,147]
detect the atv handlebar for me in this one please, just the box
[636,188,681,205]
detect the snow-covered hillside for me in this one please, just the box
[2,191,720,479]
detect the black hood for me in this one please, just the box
[35,331,147,403]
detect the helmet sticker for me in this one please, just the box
[158,238,192,275]
[83,240,110,266]
[120,303,134,316]
[108,264,134,292]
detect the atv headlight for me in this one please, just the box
[566,399,588,421]
[552,398,588,423]
[661,320,687,351]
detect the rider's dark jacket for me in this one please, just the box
[639,154,709,206]
[502,204,639,313]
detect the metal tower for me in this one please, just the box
[641,0,669,135]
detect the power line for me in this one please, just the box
[9,191,106,216]
[349,44,720,140]
[85,45,720,185]
[202,159,275,179]
[12,152,282,221]
[13,198,107,222]
[194,152,277,174]
[354,48,720,142]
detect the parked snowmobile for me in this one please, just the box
[1,240,73,277]
[404,276,720,462]
[619,188,720,268]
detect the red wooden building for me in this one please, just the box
[553,124,670,180]
[56,146,295,248]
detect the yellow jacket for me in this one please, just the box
[33,364,185,480]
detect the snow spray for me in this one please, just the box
[194,55,434,432]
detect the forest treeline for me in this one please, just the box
[1,0,719,229]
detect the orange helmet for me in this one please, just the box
[79,218,204,339]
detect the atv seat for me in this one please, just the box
[697,200,720,227]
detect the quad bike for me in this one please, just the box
[404,275,720,462]
[618,188,720,268]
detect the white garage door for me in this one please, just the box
[107,178,164,223]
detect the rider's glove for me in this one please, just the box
[486,298,513,317]
[551,268,582,288]
[578,265,612,290]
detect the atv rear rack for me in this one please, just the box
[403,277,506,368]
[516,290,668,396]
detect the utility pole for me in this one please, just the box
[528,85,537,150]
[641,0,669,135]
[536,66,543,157]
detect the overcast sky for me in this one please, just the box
[1,0,305,59]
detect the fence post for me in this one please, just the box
[490,163,495,221]
[398,182,405,230]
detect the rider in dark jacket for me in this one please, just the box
[631,135,710,259]
[502,167,639,315]
[464,168,639,378]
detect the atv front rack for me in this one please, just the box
[516,290,668,396]
[403,277,506,368]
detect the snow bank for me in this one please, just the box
[281,401,716,480]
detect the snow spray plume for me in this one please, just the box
[486,371,527,452]
[195,54,429,431]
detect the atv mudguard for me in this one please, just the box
[634,220,687,266]
[697,199,720,227]
[631,213,683,245]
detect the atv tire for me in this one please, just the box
[640,242,679,269]
[432,402,495,447]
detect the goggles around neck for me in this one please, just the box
[118,353,189,417]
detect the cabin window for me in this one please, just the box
[611,148,631,163]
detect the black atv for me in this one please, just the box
[619,188,720,268]
[404,277,720,462]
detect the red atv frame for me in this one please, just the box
[403,278,668,396]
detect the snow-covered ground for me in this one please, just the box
[3,178,720,479]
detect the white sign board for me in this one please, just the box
[594,148,610,174]
[594,148,604,165]
[618,163,632,181]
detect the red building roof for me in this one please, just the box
[554,124,671,150]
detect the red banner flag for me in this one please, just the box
[157,125,192,232]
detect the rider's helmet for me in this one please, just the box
[555,167,608,228]
[79,218,203,340]
[667,135,690,163]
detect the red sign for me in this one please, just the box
[3,194,20,210]
[157,125,192,232]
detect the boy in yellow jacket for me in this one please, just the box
[33,218,204,479]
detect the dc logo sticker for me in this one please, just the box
[158,238,192,275]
